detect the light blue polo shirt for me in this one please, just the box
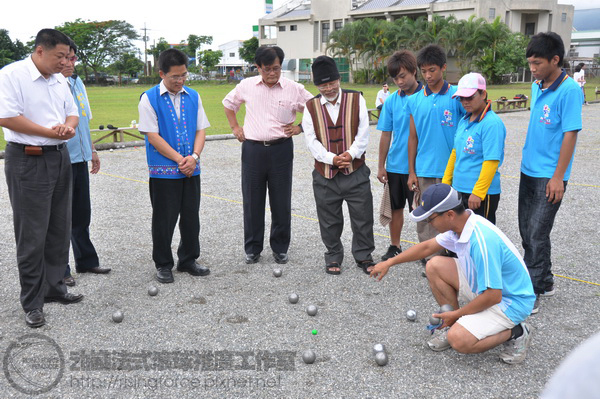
[436,211,535,324]
[521,70,582,180]
[377,82,423,174]
[452,104,506,195]
[407,81,466,178]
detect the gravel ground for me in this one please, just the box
[0,104,599,399]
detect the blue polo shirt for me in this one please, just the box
[521,70,582,180]
[436,212,535,324]
[407,81,466,178]
[377,82,423,174]
[452,103,506,195]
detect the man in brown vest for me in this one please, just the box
[302,56,375,275]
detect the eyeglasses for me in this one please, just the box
[260,66,281,74]
[165,72,188,82]
[68,55,78,63]
[426,212,442,224]
[317,81,339,91]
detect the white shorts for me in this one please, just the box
[453,259,515,340]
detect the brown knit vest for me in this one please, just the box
[305,90,365,179]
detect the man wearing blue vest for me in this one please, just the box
[138,48,210,284]
[62,39,111,287]
[520,32,582,314]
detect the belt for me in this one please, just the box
[246,137,288,146]
[7,142,66,151]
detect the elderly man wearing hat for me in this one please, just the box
[370,183,535,364]
[302,56,375,275]
[442,72,506,224]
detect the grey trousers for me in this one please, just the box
[4,143,71,312]
[312,165,375,265]
[416,177,444,260]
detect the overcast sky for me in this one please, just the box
[1,0,287,52]
[1,0,596,53]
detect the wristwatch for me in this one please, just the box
[192,152,199,163]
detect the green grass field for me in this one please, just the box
[0,78,597,151]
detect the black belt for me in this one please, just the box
[246,137,288,146]
[7,142,66,151]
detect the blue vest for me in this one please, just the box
[66,76,93,163]
[144,85,200,179]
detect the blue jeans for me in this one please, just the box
[518,173,567,294]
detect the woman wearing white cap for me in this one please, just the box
[442,72,506,224]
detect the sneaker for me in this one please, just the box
[427,328,450,352]
[540,285,555,297]
[499,322,532,364]
[531,295,540,315]
[381,245,401,261]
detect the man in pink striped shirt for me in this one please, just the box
[223,46,313,265]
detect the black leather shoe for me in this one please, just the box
[44,293,84,304]
[156,267,174,283]
[245,253,260,264]
[77,266,111,274]
[273,252,288,264]
[25,309,45,328]
[177,263,210,276]
[64,276,76,287]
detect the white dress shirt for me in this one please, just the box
[303,89,370,165]
[0,56,78,145]
[138,81,210,134]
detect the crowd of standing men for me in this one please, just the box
[0,29,582,366]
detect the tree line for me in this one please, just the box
[327,15,530,84]
[0,21,232,84]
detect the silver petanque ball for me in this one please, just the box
[429,315,441,325]
[306,305,318,316]
[302,350,316,364]
[112,310,124,323]
[406,309,417,321]
[372,343,386,354]
[374,351,388,366]
[273,268,283,278]
[440,304,454,313]
[288,293,299,304]
[148,286,159,296]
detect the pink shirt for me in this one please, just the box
[223,75,313,141]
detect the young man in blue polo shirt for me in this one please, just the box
[407,45,465,263]
[377,50,422,261]
[519,32,582,314]
[443,72,506,224]
[371,184,535,364]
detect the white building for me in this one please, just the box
[569,8,600,67]
[258,0,575,81]
[216,40,248,75]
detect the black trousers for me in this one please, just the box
[457,191,500,224]
[4,143,71,312]
[149,176,201,270]
[65,162,99,276]
[241,138,293,255]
